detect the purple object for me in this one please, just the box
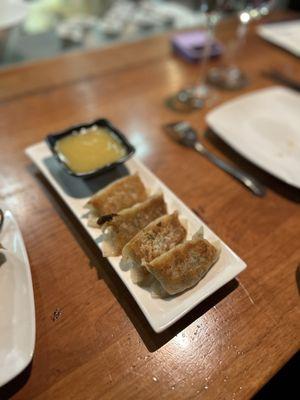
[171,30,223,62]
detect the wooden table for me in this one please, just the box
[0,11,299,400]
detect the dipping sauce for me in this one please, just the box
[55,126,127,174]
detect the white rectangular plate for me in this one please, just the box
[0,210,36,387]
[257,20,300,57]
[206,86,300,189]
[26,142,246,332]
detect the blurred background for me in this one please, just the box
[0,0,298,68]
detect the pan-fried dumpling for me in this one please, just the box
[147,235,220,295]
[86,174,147,227]
[99,194,167,257]
[121,212,186,284]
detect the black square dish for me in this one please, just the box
[46,118,135,178]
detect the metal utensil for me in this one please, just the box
[0,208,5,249]
[262,69,300,92]
[164,121,266,197]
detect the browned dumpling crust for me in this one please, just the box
[87,174,147,217]
[100,194,167,256]
[122,212,187,284]
[147,237,219,295]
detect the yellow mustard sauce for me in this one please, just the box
[55,126,126,173]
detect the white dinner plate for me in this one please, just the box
[206,86,300,189]
[25,142,246,333]
[0,210,35,387]
[257,20,300,57]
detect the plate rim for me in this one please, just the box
[0,210,36,387]
[257,21,300,58]
[206,86,300,189]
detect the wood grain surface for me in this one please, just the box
[0,11,299,400]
